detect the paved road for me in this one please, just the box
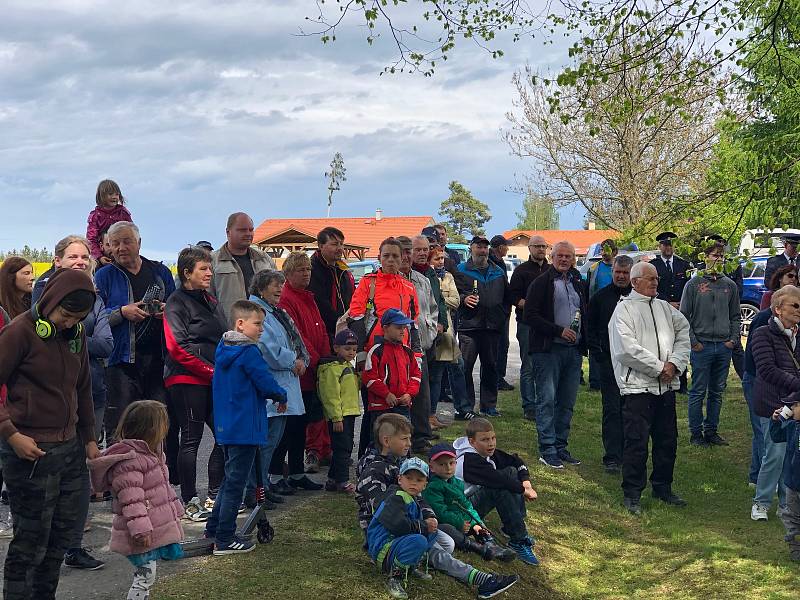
[0,321,523,599]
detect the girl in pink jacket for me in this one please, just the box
[86,179,133,262]
[89,400,184,600]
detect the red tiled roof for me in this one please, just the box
[503,229,620,255]
[255,216,436,258]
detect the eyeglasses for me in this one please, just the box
[787,302,800,309]
[529,244,547,249]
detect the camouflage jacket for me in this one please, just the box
[355,445,402,531]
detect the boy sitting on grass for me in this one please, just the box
[206,300,287,556]
[362,309,421,438]
[770,399,800,562]
[454,418,539,565]
[318,328,361,493]
[423,443,516,562]
[367,457,519,600]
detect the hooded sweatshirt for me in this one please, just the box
[453,435,531,496]
[212,331,287,446]
[88,439,184,556]
[0,268,96,443]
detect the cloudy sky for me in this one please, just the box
[0,0,584,260]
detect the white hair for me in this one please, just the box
[550,240,575,257]
[107,221,140,241]
[630,261,656,279]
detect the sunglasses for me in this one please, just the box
[788,302,800,309]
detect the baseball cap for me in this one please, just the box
[333,328,358,346]
[490,235,509,248]
[399,457,429,477]
[421,226,442,245]
[469,235,490,246]
[381,308,415,327]
[428,443,456,462]
[194,240,214,251]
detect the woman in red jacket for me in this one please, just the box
[278,252,332,475]
[163,246,227,520]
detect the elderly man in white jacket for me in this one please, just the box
[609,261,691,515]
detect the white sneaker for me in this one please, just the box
[751,503,768,521]
[0,520,13,539]
[184,496,211,522]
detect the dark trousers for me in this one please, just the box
[327,416,356,483]
[483,314,509,384]
[1,437,85,600]
[105,355,179,477]
[67,463,91,551]
[598,357,624,466]
[205,444,258,544]
[460,329,500,412]
[410,355,433,449]
[269,414,308,477]
[170,384,224,503]
[469,467,529,544]
[621,391,678,499]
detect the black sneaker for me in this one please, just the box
[704,432,729,446]
[653,489,687,506]
[455,411,478,421]
[270,480,296,495]
[557,450,581,465]
[477,574,520,599]
[0,490,8,505]
[689,433,709,447]
[623,497,642,516]
[287,476,324,491]
[264,490,286,504]
[64,548,105,570]
[603,462,621,474]
[497,380,515,391]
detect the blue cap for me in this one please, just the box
[381,308,414,327]
[333,328,358,346]
[399,457,429,477]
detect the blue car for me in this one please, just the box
[741,257,767,336]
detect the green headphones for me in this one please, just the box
[31,303,84,351]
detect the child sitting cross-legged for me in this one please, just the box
[367,457,520,600]
[318,328,361,493]
[422,443,516,563]
[454,418,540,565]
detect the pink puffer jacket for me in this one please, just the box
[89,439,184,556]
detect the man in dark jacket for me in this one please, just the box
[587,255,633,473]
[309,226,355,344]
[764,234,800,287]
[434,224,461,270]
[0,269,99,599]
[455,236,511,417]
[524,241,588,469]
[509,235,549,420]
[489,235,514,392]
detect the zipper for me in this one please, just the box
[648,299,663,394]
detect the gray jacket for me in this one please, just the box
[405,270,438,352]
[679,275,741,347]
[210,243,276,325]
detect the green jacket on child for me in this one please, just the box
[317,357,361,422]
[421,474,485,531]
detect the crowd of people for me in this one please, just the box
[0,179,799,599]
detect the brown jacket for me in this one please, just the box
[0,268,96,443]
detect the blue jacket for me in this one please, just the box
[95,258,176,366]
[212,332,287,446]
[249,295,308,417]
[367,485,436,566]
[770,418,800,492]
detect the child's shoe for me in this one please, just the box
[483,540,517,562]
[508,537,539,566]
[213,536,256,556]
[411,567,433,581]
[183,496,211,522]
[477,574,520,599]
[386,571,408,599]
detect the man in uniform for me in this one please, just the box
[764,233,800,287]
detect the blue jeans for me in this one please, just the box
[205,445,258,544]
[516,322,536,413]
[429,357,469,415]
[742,372,764,484]
[754,416,786,508]
[246,415,287,495]
[531,345,582,457]
[688,342,732,435]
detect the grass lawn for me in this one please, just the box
[154,376,798,599]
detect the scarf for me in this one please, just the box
[434,266,447,279]
[271,303,310,363]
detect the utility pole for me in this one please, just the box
[325,152,347,218]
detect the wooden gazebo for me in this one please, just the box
[255,226,369,261]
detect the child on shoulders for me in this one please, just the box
[454,418,540,565]
[86,179,133,264]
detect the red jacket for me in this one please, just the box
[362,340,421,412]
[279,283,331,391]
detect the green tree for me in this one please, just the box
[438,181,491,242]
[516,189,559,230]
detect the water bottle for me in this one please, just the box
[570,310,581,333]
[779,405,794,422]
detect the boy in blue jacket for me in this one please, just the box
[367,457,519,600]
[205,300,287,556]
[770,399,800,562]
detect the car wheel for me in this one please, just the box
[740,303,759,337]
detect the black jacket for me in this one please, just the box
[764,254,796,288]
[454,259,511,332]
[163,288,227,387]
[309,251,355,341]
[523,266,588,354]
[751,317,800,417]
[509,258,548,321]
[587,283,631,359]
[652,255,690,303]
[460,448,531,494]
